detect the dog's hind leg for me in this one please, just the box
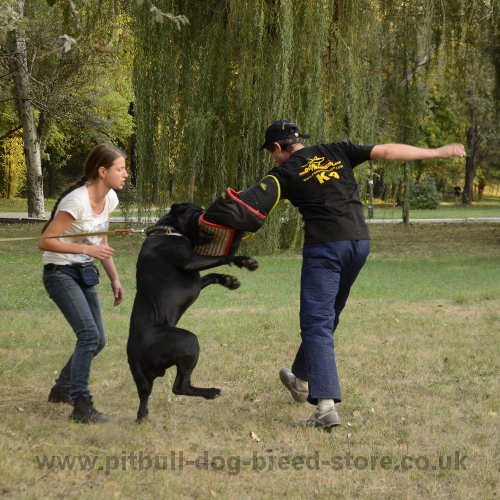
[201,273,240,290]
[172,364,221,400]
[170,330,222,400]
[129,363,155,422]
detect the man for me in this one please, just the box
[259,119,466,429]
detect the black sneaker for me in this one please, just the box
[70,396,111,424]
[48,385,72,404]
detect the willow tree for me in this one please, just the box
[324,0,383,207]
[375,0,451,221]
[132,0,387,252]
[131,0,499,249]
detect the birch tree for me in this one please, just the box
[4,0,44,217]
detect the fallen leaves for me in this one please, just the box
[249,431,261,442]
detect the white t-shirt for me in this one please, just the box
[42,185,119,265]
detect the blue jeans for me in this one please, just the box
[43,268,106,401]
[291,240,370,405]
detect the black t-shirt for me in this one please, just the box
[267,142,374,244]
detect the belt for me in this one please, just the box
[44,263,85,270]
[44,263,93,270]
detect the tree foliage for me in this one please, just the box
[2,0,500,243]
[0,135,25,198]
[130,0,500,251]
[131,0,385,250]
[0,0,134,207]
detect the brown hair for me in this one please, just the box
[42,144,126,233]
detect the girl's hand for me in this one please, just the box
[85,244,115,260]
[111,279,124,306]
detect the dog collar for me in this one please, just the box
[145,225,184,238]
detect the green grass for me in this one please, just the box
[369,200,500,220]
[0,222,499,499]
[0,198,55,213]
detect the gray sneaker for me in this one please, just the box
[279,368,308,404]
[299,406,341,429]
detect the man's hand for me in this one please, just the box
[371,143,466,161]
[435,144,466,158]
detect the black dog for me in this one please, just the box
[127,203,258,422]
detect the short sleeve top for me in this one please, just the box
[42,185,119,265]
[268,142,374,244]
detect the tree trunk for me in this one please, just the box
[402,162,410,224]
[396,178,407,207]
[477,177,485,201]
[367,159,374,218]
[6,0,45,218]
[128,102,137,186]
[462,109,480,205]
[48,147,57,199]
[414,160,424,184]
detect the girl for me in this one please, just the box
[39,144,128,423]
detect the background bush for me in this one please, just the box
[410,176,443,209]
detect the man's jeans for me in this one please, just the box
[291,240,370,405]
[43,268,106,401]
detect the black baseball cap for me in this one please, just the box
[258,119,310,150]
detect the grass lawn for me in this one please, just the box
[0,222,499,499]
[369,202,500,220]
[0,198,55,213]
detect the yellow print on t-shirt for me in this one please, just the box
[298,157,344,184]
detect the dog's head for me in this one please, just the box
[156,203,213,247]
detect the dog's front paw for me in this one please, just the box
[233,256,259,271]
[223,275,241,290]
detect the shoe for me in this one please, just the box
[299,406,341,429]
[70,396,111,424]
[48,385,72,404]
[279,368,308,404]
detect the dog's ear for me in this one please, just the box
[170,203,183,215]
[157,206,176,226]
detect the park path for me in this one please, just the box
[0,212,499,224]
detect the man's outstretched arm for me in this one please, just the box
[370,143,466,161]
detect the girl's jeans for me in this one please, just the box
[43,268,106,401]
[292,239,370,405]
